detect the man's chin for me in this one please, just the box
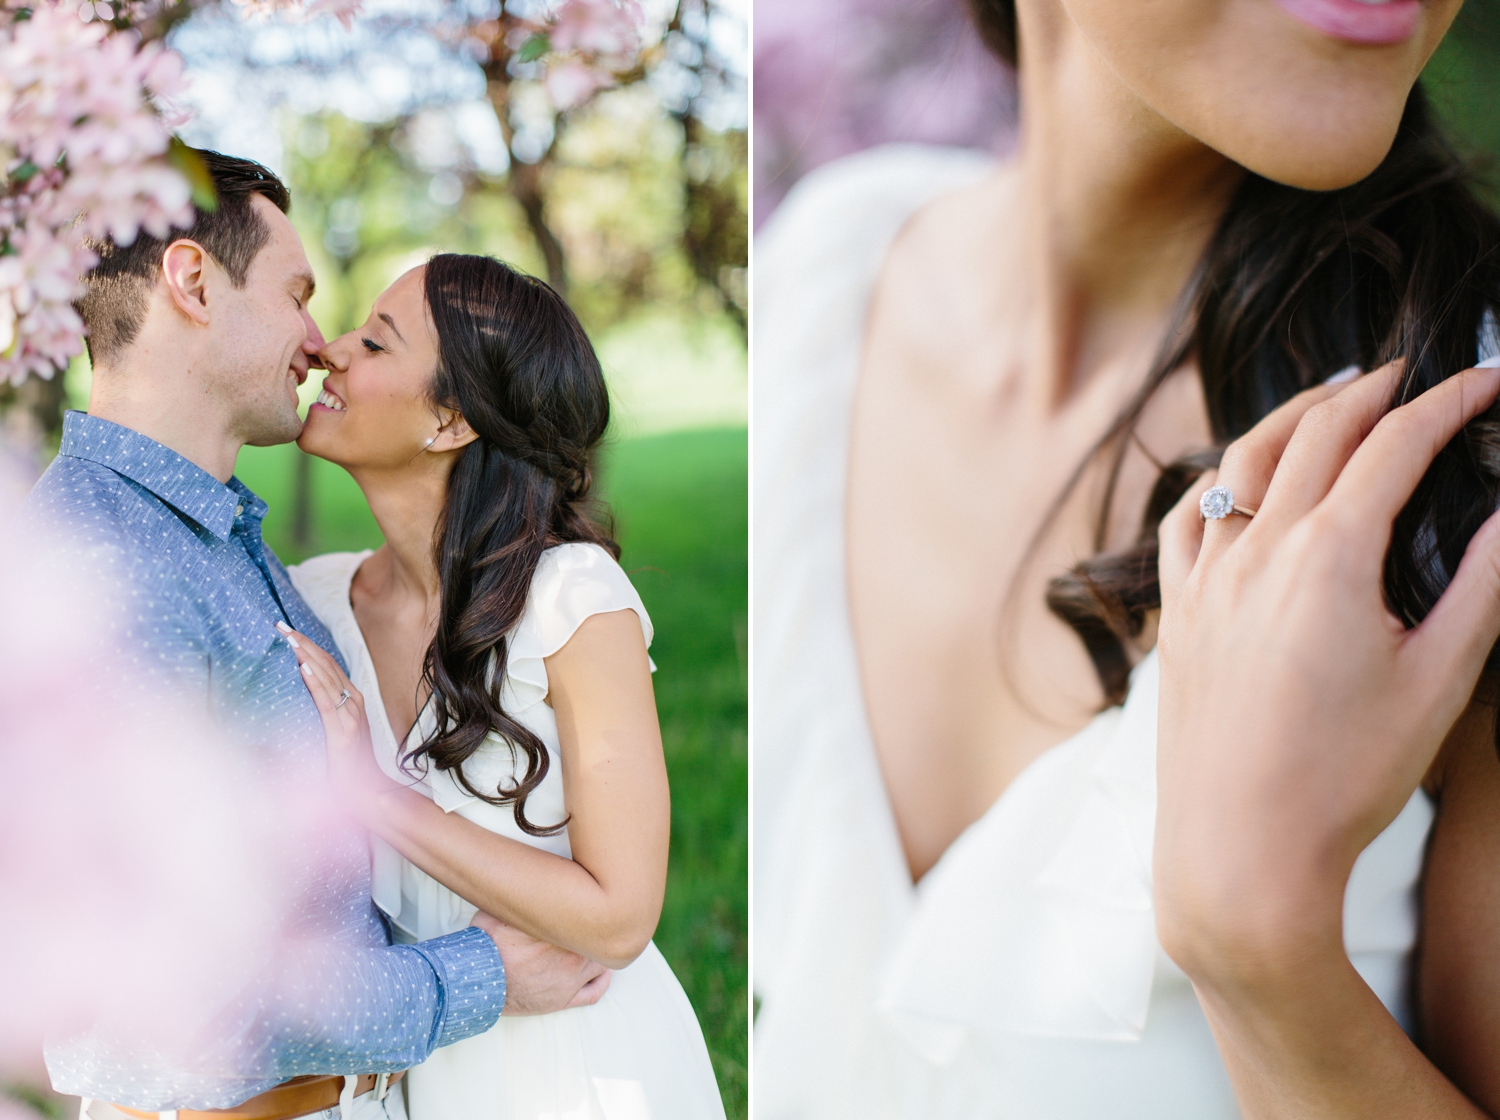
[240,408,305,449]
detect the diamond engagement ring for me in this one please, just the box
[336,689,351,709]
[1199,485,1258,521]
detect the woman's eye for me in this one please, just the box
[361,338,383,353]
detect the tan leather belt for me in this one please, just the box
[108,1071,405,1120]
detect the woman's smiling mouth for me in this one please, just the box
[313,387,347,412]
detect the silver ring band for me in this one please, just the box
[336,689,351,709]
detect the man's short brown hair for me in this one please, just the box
[76,148,292,368]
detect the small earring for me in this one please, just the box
[424,435,437,449]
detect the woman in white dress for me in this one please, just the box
[272,253,724,1120]
[755,0,1500,1116]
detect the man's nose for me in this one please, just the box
[302,311,328,369]
[302,310,328,352]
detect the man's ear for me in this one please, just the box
[160,240,213,326]
[431,410,480,453]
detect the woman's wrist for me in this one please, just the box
[1155,842,1351,992]
[336,759,405,828]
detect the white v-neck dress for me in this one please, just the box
[752,144,1438,1119]
[289,542,725,1120]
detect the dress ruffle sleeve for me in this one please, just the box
[499,541,655,715]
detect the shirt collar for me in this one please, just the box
[58,411,258,542]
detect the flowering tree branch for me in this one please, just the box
[0,2,194,386]
[0,0,648,393]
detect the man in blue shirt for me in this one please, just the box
[24,150,608,1120]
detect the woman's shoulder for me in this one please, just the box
[753,144,1003,422]
[757,144,1000,288]
[762,144,1000,248]
[286,550,371,611]
[526,541,652,654]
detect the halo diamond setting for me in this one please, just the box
[1199,485,1236,521]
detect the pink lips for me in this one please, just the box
[1272,0,1421,44]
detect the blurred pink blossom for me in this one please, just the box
[528,0,649,114]
[0,3,192,385]
[549,0,642,59]
[302,0,364,30]
[753,0,1017,228]
[543,58,612,112]
[230,0,364,30]
[0,454,353,1083]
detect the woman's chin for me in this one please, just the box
[295,416,343,463]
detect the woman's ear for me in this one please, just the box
[430,411,479,453]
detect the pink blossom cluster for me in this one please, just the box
[228,0,364,31]
[0,3,195,386]
[526,0,648,111]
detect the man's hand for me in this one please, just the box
[470,911,611,1015]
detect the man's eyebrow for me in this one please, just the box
[378,312,406,344]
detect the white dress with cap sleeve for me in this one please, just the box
[289,542,725,1120]
[752,144,1455,1119]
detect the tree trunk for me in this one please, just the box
[290,446,313,554]
[509,158,568,295]
[0,369,68,449]
[485,69,569,296]
[679,113,748,337]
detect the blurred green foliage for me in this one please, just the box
[1426,0,1500,194]
[280,81,747,344]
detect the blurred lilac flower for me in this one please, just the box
[753,0,1017,228]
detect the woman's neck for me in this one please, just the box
[1010,13,1244,407]
[349,460,448,608]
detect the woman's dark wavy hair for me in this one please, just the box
[404,253,616,836]
[970,0,1500,710]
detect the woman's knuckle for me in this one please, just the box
[1296,399,1343,441]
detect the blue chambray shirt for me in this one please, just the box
[24,412,507,1111]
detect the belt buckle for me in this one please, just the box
[374,1072,390,1102]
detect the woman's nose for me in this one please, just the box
[318,334,352,373]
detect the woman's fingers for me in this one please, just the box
[278,621,366,722]
[1408,504,1500,701]
[278,622,349,684]
[1251,362,1404,532]
[1327,365,1500,537]
[1159,469,1213,608]
[299,653,343,713]
[1197,380,1346,559]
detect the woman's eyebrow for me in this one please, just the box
[377,312,406,344]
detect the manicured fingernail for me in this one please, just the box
[285,635,301,649]
[301,663,313,676]
[275,621,293,633]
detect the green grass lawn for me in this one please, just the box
[236,425,749,1118]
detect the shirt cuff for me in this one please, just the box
[408,925,507,1048]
